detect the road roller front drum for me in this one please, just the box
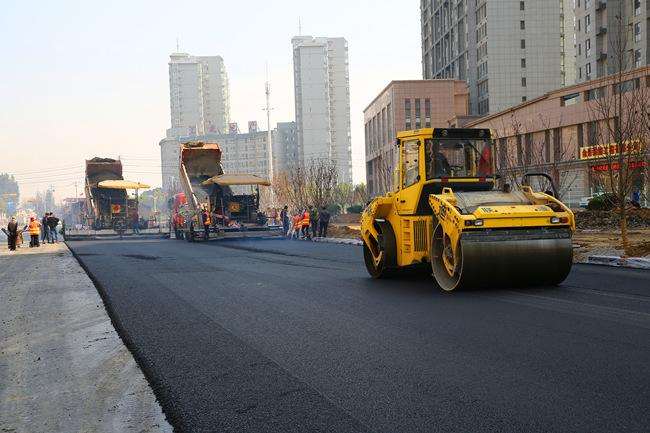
[431,224,574,291]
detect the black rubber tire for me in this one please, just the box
[363,221,397,279]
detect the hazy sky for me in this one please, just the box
[0,0,421,201]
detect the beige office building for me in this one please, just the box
[364,80,470,196]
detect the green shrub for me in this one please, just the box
[346,204,364,214]
[327,204,341,215]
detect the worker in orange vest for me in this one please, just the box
[301,208,311,239]
[201,208,211,241]
[28,216,42,248]
[291,213,301,239]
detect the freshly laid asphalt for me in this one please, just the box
[67,238,650,433]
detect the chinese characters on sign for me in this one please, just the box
[579,140,642,160]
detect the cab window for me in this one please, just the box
[402,139,420,187]
[425,138,493,179]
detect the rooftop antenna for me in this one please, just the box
[176,37,180,52]
[298,17,302,36]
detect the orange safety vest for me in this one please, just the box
[302,211,310,227]
[28,220,40,235]
[203,212,211,226]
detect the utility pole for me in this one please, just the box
[264,64,275,208]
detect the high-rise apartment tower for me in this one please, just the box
[168,53,230,136]
[421,0,575,115]
[292,36,352,183]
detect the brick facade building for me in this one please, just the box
[364,80,469,196]
[459,66,650,207]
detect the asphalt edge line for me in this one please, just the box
[65,241,182,433]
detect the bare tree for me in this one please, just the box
[306,158,338,209]
[373,151,395,196]
[353,183,369,205]
[585,8,649,251]
[272,158,339,211]
[272,167,308,210]
[489,113,579,200]
[333,182,354,213]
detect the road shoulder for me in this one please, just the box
[0,243,172,433]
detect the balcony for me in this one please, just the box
[596,26,607,36]
[596,1,606,11]
[597,51,607,61]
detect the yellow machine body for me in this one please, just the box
[360,128,575,291]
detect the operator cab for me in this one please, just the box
[395,128,495,215]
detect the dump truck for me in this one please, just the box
[84,158,136,232]
[360,128,575,291]
[174,141,279,241]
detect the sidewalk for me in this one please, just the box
[0,243,171,433]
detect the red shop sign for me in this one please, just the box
[591,160,648,172]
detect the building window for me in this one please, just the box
[424,99,431,128]
[560,92,580,106]
[553,128,561,161]
[520,39,526,49]
[520,1,525,10]
[634,0,641,16]
[405,99,411,130]
[521,77,527,87]
[577,19,581,32]
[577,123,584,148]
[578,43,581,56]
[585,14,591,33]
[635,49,642,67]
[498,137,508,170]
[585,62,592,77]
[524,133,533,165]
[522,96,527,102]
[415,98,421,129]
[635,23,642,42]
[579,67,582,79]
[585,38,591,57]
[587,121,599,146]
[544,130,551,162]
[520,20,525,30]
[521,58,526,68]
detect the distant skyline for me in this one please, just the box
[0,0,420,201]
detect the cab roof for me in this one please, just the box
[396,128,492,141]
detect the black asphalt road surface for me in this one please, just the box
[67,238,650,433]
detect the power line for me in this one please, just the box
[5,164,81,176]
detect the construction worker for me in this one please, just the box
[280,205,290,237]
[28,216,41,247]
[301,208,311,240]
[201,208,211,241]
[41,212,50,243]
[309,205,319,238]
[318,206,331,238]
[5,217,18,251]
[291,213,301,239]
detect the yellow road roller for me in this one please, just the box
[360,128,575,291]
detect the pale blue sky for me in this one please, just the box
[0,0,421,200]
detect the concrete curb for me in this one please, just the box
[584,255,650,269]
[313,237,362,246]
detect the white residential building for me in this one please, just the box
[168,52,230,136]
[421,0,575,115]
[575,0,648,83]
[292,36,352,183]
